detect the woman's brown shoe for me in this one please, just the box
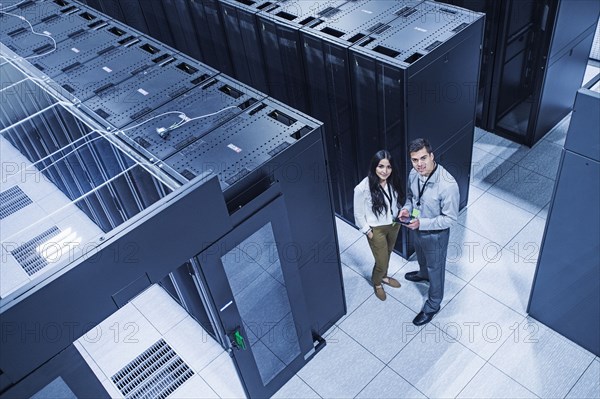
[374,285,386,301]
[382,277,401,288]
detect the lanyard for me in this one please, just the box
[379,183,394,216]
[417,163,437,207]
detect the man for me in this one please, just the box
[399,138,459,326]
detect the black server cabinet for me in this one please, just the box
[349,2,484,205]
[349,2,484,258]
[437,0,600,146]
[162,97,344,338]
[299,0,421,221]
[161,0,205,61]
[82,53,218,128]
[528,88,600,356]
[135,0,177,47]
[256,0,350,113]
[217,0,277,93]
[112,0,149,33]
[187,0,234,75]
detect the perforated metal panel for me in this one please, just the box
[164,99,320,188]
[0,4,105,59]
[10,226,61,276]
[119,75,266,161]
[52,37,170,101]
[31,20,141,78]
[111,339,194,399]
[0,185,32,219]
[353,2,477,62]
[83,53,217,128]
[300,0,422,45]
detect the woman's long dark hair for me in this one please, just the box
[367,150,402,217]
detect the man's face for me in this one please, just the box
[410,148,435,176]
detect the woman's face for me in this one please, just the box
[375,158,392,182]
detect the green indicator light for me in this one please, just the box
[234,330,246,350]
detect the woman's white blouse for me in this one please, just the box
[353,177,399,234]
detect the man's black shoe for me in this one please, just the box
[413,311,437,326]
[404,271,429,282]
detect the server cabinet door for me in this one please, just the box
[196,195,315,398]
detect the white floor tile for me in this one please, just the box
[432,285,525,360]
[272,375,320,399]
[474,132,529,163]
[466,184,486,207]
[339,295,417,363]
[505,216,547,265]
[458,191,536,248]
[338,263,374,324]
[470,248,537,316]
[566,359,600,399]
[543,114,570,147]
[517,140,563,180]
[446,224,497,282]
[298,328,385,398]
[356,367,426,399]
[199,352,246,399]
[335,216,362,253]
[487,164,555,215]
[470,147,516,190]
[490,317,596,398]
[388,261,467,313]
[457,363,538,398]
[168,374,219,398]
[131,284,188,335]
[388,326,485,398]
[77,303,162,378]
[163,316,223,373]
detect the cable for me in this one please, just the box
[0,10,57,61]
[0,0,27,11]
[155,105,239,139]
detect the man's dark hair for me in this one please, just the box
[408,138,432,154]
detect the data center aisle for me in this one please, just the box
[74,111,599,399]
[290,118,599,399]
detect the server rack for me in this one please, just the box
[162,0,205,61]
[348,2,483,257]
[438,0,600,146]
[135,0,177,47]
[187,0,234,75]
[528,87,600,356]
[256,0,346,113]
[217,0,278,93]
[349,2,483,207]
[1,3,345,396]
[82,52,218,128]
[299,0,423,221]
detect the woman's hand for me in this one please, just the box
[367,230,374,239]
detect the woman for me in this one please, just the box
[354,150,403,301]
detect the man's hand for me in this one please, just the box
[407,218,420,230]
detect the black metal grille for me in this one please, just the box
[0,186,32,219]
[11,226,61,276]
[111,339,194,399]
